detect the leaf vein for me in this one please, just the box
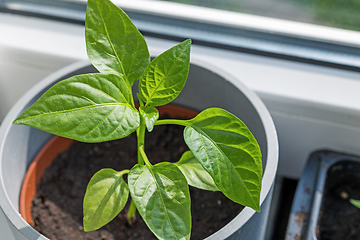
[96,0,127,82]
[191,125,256,206]
[148,166,178,239]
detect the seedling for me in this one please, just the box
[13,0,262,239]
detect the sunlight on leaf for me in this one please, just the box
[86,0,150,87]
[175,151,218,191]
[183,108,262,211]
[83,169,129,231]
[139,39,191,107]
[14,73,140,142]
[128,162,191,240]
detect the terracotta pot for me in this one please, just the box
[19,104,198,227]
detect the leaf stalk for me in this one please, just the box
[155,119,188,127]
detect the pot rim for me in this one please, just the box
[0,57,278,240]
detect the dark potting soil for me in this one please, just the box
[31,114,244,240]
[318,160,360,240]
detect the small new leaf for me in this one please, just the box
[13,73,140,142]
[139,39,191,107]
[128,162,191,240]
[183,108,262,211]
[86,0,150,87]
[350,199,360,209]
[139,105,159,132]
[175,151,218,191]
[83,169,129,231]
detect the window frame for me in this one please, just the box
[1,0,360,72]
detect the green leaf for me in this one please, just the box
[128,162,191,240]
[139,105,159,132]
[13,73,140,142]
[351,199,360,208]
[85,0,150,87]
[175,151,218,191]
[83,169,129,231]
[139,39,191,107]
[183,108,262,211]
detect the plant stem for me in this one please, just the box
[127,200,137,226]
[137,114,146,165]
[129,114,150,226]
[139,145,152,167]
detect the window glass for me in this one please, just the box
[160,0,360,32]
[2,0,360,32]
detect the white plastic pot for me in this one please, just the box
[0,59,278,240]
